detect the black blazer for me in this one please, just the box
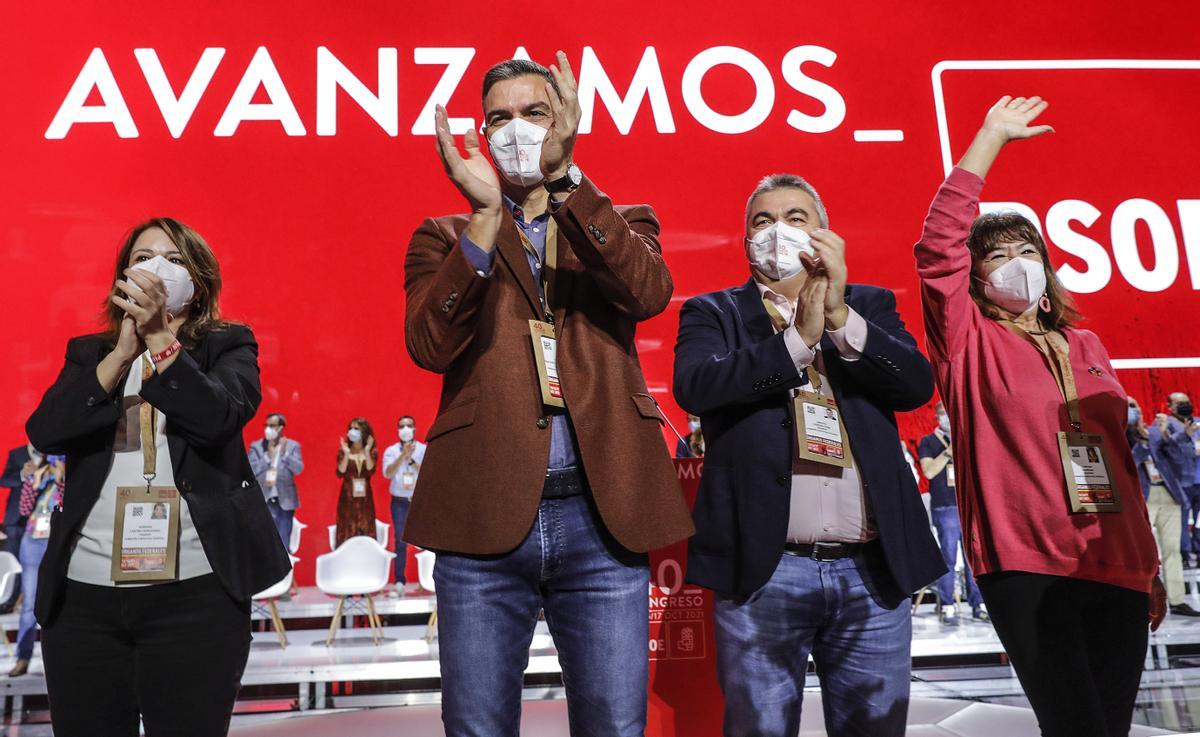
[673,279,946,606]
[26,324,290,625]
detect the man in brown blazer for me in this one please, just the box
[403,53,693,736]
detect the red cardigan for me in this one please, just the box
[915,167,1158,593]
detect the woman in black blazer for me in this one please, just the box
[26,217,290,737]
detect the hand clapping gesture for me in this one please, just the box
[540,50,581,180]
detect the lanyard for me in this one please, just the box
[762,296,823,391]
[139,356,158,488]
[516,217,558,323]
[1001,321,1082,432]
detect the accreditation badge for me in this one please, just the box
[265,468,278,485]
[1057,432,1122,513]
[792,392,852,468]
[111,486,181,582]
[402,472,416,491]
[528,319,566,409]
[947,462,956,488]
[352,478,367,498]
[1147,458,1164,485]
[31,512,51,540]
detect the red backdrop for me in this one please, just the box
[3,2,1198,591]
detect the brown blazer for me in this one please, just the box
[402,177,694,555]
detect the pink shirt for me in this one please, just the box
[915,167,1158,593]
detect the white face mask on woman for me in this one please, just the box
[746,222,814,281]
[347,428,363,444]
[981,257,1047,316]
[130,255,195,317]
[487,118,548,187]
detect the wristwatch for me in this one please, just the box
[545,163,582,194]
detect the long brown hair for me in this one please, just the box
[966,212,1082,330]
[101,217,229,345]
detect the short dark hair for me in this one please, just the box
[482,59,560,103]
[267,413,286,426]
[398,415,415,425]
[966,211,1082,330]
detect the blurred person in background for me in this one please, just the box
[248,412,304,549]
[335,417,377,546]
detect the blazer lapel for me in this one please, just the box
[494,213,545,320]
[732,277,776,344]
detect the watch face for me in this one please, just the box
[567,164,582,186]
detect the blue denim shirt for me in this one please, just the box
[460,196,581,471]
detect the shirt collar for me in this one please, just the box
[501,194,549,226]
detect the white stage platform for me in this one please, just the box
[3,586,1200,732]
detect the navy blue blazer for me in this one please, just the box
[673,278,945,605]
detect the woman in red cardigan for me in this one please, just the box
[914,96,1165,737]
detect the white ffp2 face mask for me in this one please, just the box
[264,426,280,442]
[399,427,415,443]
[347,428,363,444]
[487,118,549,187]
[130,255,195,317]
[746,222,815,281]
[982,257,1047,316]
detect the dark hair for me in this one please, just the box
[102,217,232,346]
[398,415,415,425]
[966,211,1082,330]
[267,413,286,426]
[482,59,560,103]
[348,417,374,445]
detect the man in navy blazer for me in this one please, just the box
[674,173,945,737]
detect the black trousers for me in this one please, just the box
[42,574,251,737]
[977,572,1149,737]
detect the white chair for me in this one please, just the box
[252,555,298,648]
[288,519,307,556]
[327,520,389,550]
[416,550,437,643]
[0,553,20,655]
[315,537,395,646]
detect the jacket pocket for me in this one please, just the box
[631,393,664,422]
[427,399,478,442]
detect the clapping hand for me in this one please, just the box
[433,104,502,215]
[540,50,581,180]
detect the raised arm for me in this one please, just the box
[915,96,1054,362]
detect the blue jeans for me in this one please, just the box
[931,506,983,609]
[1184,484,1200,558]
[17,534,48,660]
[434,493,650,737]
[714,549,912,737]
[265,500,293,553]
[390,497,410,584]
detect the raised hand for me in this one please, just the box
[795,275,829,348]
[540,50,581,180]
[804,229,849,329]
[958,95,1054,179]
[433,104,501,214]
[982,96,1055,142]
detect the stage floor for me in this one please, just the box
[2,588,1200,733]
[223,695,1178,737]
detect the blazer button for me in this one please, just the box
[180,479,192,491]
[86,396,97,407]
[781,418,792,429]
[168,380,179,390]
[536,417,549,429]
[776,475,789,486]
